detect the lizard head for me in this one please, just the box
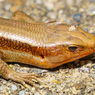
[44,24,95,68]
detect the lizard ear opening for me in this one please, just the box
[40,54,44,58]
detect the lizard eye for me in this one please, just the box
[69,46,78,52]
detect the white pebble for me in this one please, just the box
[11,85,17,91]
[0,86,4,91]
[66,0,74,6]
[34,92,40,95]
[19,90,25,95]
[36,0,42,4]
[44,2,54,10]
[5,4,12,11]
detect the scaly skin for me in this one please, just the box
[0,11,95,87]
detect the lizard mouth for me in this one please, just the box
[48,48,95,68]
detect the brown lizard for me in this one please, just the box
[0,11,95,87]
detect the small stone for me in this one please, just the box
[73,13,81,22]
[93,65,95,69]
[44,2,54,10]
[19,90,25,95]
[36,0,42,4]
[79,8,85,12]
[83,28,88,32]
[69,25,76,31]
[45,93,51,95]
[47,12,56,19]
[71,87,79,94]
[11,85,17,91]
[76,0,82,5]
[90,73,95,78]
[31,87,36,92]
[66,0,74,6]
[73,82,86,90]
[5,4,12,11]
[52,79,61,84]
[89,29,94,34]
[91,10,95,15]
[34,92,40,95]
[78,66,90,73]
[0,86,4,91]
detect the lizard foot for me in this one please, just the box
[0,62,40,87]
[7,71,40,87]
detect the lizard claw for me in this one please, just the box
[8,72,40,87]
[0,62,40,87]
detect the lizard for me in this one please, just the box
[0,11,95,87]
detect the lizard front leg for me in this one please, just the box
[0,58,39,87]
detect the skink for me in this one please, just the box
[0,11,95,87]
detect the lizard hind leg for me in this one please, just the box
[11,11,37,23]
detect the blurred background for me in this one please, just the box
[0,0,95,34]
[0,0,95,95]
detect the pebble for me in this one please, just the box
[52,79,61,84]
[26,0,35,6]
[89,73,95,78]
[93,65,95,69]
[78,66,90,73]
[71,87,79,94]
[73,13,82,22]
[19,90,25,95]
[47,12,56,19]
[45,93,51,95]
[5,4,12,11]
[34,92,40,95]
[66,0,74,6]
[0,86,4,91]
[11,85,17,91]
[36,0,42,4]
[83,28,88,32]
[44,1,54,10]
